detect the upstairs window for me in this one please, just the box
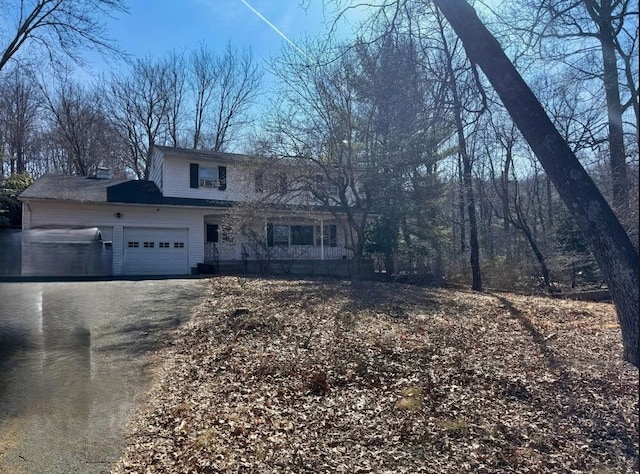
[190,163,227,190]
[270,172,287,194]
[199,167,219,188]
[314,174,338,196]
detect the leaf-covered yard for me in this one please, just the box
[114,277,638,473]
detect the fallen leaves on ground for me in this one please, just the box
[113,277,638,473]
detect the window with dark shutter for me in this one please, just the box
[218,166,227,190]
[267,223,274,247]
[190,163,199,188]
[255,171,264,192]
[278,173,287,194]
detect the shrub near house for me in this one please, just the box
[1,173,33,227]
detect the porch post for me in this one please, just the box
[320,216,324,260]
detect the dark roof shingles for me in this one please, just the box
[19,175,127,201]
[20,175,233,208]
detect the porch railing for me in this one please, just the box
[263,244,351,260]
[205,242,352,262]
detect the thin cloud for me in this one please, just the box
[238,0,312,63]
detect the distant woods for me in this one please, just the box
[258,0,637,294]
[0,44,262,180]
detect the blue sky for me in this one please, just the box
[82,1,365,148]
[99,1,349,69]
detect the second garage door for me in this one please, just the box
[122,227,189,275]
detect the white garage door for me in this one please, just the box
[122,227,189,275]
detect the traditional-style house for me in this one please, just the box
[19,146,370,276]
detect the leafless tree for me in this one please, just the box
[42,77,124,176]
[0,68,40,175]
[487,128,553,291]
[164,51,188,148]
[102,46,262,177]
[207,44,262,152]
[189,45,219,149]
[512,0,638,217]
[104,57,171,179]
[268,41,374,278]
[0,0,127,72]
[433,0,638,367]
[433,6,485,290]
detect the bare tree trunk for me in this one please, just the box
[439,14,482,291]
[512,190,552,291]
[585,0,629,215]
[463,150,482,291]
[502,147,513,258]
[457,157,466,253]
[433,0,639,367]
[16,149,25,174]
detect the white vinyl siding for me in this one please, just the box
[149,147,164,191]
[156,149,362,207]
[24,200,211,275]
[162,157,247,200]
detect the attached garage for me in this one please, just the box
[122,227,189,275]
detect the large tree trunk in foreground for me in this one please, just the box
[433,0,639,368]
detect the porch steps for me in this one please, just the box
[216,262,249,274]
[198,261,248,275]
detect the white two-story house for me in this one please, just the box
[19,146,366,276]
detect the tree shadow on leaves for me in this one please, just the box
[491,294,566,373]
[489,293,638,463]
[341,281,443,321]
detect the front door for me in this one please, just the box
[206,224,219,243]
[205,223,236,260]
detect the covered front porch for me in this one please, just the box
[202,213,355,273]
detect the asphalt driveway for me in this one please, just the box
[0,279,205,474]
